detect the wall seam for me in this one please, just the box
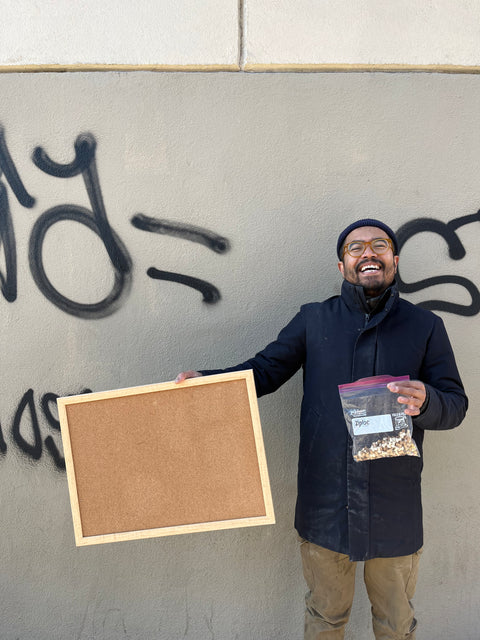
[243,63,480,74]
[239,0,246,70]
[2,63,480,74]
[0,64,240,73]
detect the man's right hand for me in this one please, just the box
[175,371,203,383]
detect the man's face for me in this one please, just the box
[337,226,399,296]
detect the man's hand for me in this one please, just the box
[175,370,203,384]
[387,380,427,416]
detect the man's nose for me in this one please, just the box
[362,243,376,257]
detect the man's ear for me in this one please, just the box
[338,261,345,276]
[394,255,399,273]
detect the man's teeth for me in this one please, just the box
[360,265,381,272]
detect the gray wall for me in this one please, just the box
[0,71,478,639]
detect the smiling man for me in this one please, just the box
[176,218,467,640]
[337,224,399,297]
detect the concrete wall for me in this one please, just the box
[2,0,480,69]
[1,2,480,639]
[0,70,478,639]
[244,0,480,68]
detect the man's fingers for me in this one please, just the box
[175,370,202,383]
[387,380,426,415]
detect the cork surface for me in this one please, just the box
[63,376,267,538]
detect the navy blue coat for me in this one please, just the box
[202,280,468,560]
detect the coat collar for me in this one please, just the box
[340,278,399,318]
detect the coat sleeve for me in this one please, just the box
[413,315,468,431]
[199,308,307,397]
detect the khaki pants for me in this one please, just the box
[300,539,422,640]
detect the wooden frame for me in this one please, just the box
[57,370,275,546]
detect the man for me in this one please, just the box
[176,219,467,639]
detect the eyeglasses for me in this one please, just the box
[342,237,394,258]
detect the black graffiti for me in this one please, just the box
[41,392,67,470]
[30,133,133,319]
[396,211,480,316]
[12,389,42,460]
[147,268,221,304]
[0,126,36,303]
[0,183,18,302]
[5,388,91,470]
[0,126,35,208]
[132,213,230,303]
[0,127,230,318]
[0,423,6,454]
[131,214,230,253]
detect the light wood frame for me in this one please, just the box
[58,370,275,546]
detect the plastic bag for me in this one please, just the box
[338,375,420,462]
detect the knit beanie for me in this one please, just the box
[336,218,399,259]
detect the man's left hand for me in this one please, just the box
[387,380,427,416]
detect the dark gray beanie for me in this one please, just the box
[336,218,398,259]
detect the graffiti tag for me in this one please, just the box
[396,211,480,316]
[1,388,91,471]
[0,127,230,319]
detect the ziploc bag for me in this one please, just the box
[338,375,420,462]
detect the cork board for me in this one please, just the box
[57,370,275,546]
